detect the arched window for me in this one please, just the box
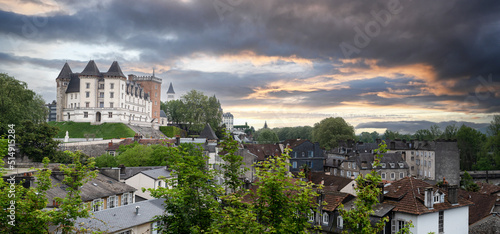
[323,212,329,225]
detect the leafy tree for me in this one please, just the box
[148,144,219,233]
[442,124,458,140]
[429,124,443,140]
[95,153,119,168]
[256,128,279,144]
[251,148,321,233]
[117,144,153,167]
[457,125,486,171]
[359,131,380,143]
[273,126,313,141]
[0,73,48,136]
[413,129,433,141]
[162,99,185,125]
[148,144,174,166]
[218,131,247,192]
[312,117,355,150]
[17,120,61,162]
[50,151,98,233]
[487,115,500,168]
[460,171,479,192]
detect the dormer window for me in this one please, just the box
[381,163,386,168]
[390,163,395,168]
[398,163,404,168]
[434,192,444,204]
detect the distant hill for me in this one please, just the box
[48,122,136,139]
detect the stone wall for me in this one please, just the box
[58,139,125,157]
[434,141,460,185]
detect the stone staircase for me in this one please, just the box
[127,124,166,139]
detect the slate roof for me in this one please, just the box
[139,168,171,180]
[120,166,165,180]
[80,60,101,76]
[56,62,73,80]
[160,110,167,118]
[199,123,218,140]
[65,73,81,93]
[283,139,309,149]
[105,61,126,77]
[382,177,472,215]
[459,189,497,225]
[244,144,282,161]
[46,173,136,205]
[167,82,175,94]
[308,172,354,191]
[75,198,165,233]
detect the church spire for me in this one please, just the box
[264,121,268,129]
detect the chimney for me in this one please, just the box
[448,185,458,205]
[175,135,180,146]
[377,183,384,202]
[424,187,434,209]
[135,206,140,215]
[108,141,113,148]
[119,164,126,174]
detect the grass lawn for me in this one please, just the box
[48,121,136,139]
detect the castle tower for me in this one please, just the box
[129,72,162,124]
[55,62,72,121]
[166,82,175,102]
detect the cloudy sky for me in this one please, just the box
[0,0,499,134]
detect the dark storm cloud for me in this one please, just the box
[0,0,499,115]
[356,120,491,135]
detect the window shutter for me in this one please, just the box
[391,219,396,234]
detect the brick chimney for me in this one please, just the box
[175,135,180,146]
[424,187,434,209]
[448,185,458,205]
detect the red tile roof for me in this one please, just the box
[323,191,353,211]
[477,182,500,195]
[459,189,497,225]
[383,177,473,215]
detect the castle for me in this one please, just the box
[55,60,164,126]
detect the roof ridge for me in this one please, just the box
[409,177,421,214]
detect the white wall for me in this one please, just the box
[393,206,468,234]
[125,173,155,200]
[444,206,468,234]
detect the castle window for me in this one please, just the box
[110,102,114,108]
[110,92,114,98]
[99,83,104,89]
[86,83,90,89]
[99,92,104,98]
[155,85,157,89]
[390,172,395,180]
[122,84,124,90]
[86,102,89,108]
[83,112,88,118]
[155,92,158,97]
[99,102,104,108]
[108,112,113,118]
[86,92,90,98]
[110,83,114,89]
[70,94,73,99]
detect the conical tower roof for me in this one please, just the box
[80,60,101,76]
[167,82,175,94]
[200,123,218,140]
[56,62,73,80]
[105,61,126,77]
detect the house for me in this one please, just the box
[339,152,409,182]
[284,139,325,172]
[55,60,163,125]
[238,144,282,183]
[316,191,356,233]
[46,171,137,211]
[74,198,166,233]
[305,172,356,196]
[125,167,171,200]
[382,177,471,234]
[460,188,500,233]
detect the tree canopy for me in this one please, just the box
[312,117,355,150]
[255,128,279,144]
[0,73,48,136]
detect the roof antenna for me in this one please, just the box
[152,67,155,77]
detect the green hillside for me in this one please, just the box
[48,121,135,139]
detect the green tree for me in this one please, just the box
[460,171,479,192]
[457,125,486,171]
[148,144,219,233]
[339,141,413,233]
[273,126,313,141]
[312,117,355,150]
[0,73,48,136]
[95,153,119,168]
[442,124,458,140]
[148,144,174,166]
[17,120,61,162]
[256,128,279,144]
[251,148,321,232]
[359,132,375,143]
[162,99,185,125]
[487,116,500,168]
[218,131,247,192]
[413,129,433,141]
[117,144,153,167]
[50,151,98,233]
